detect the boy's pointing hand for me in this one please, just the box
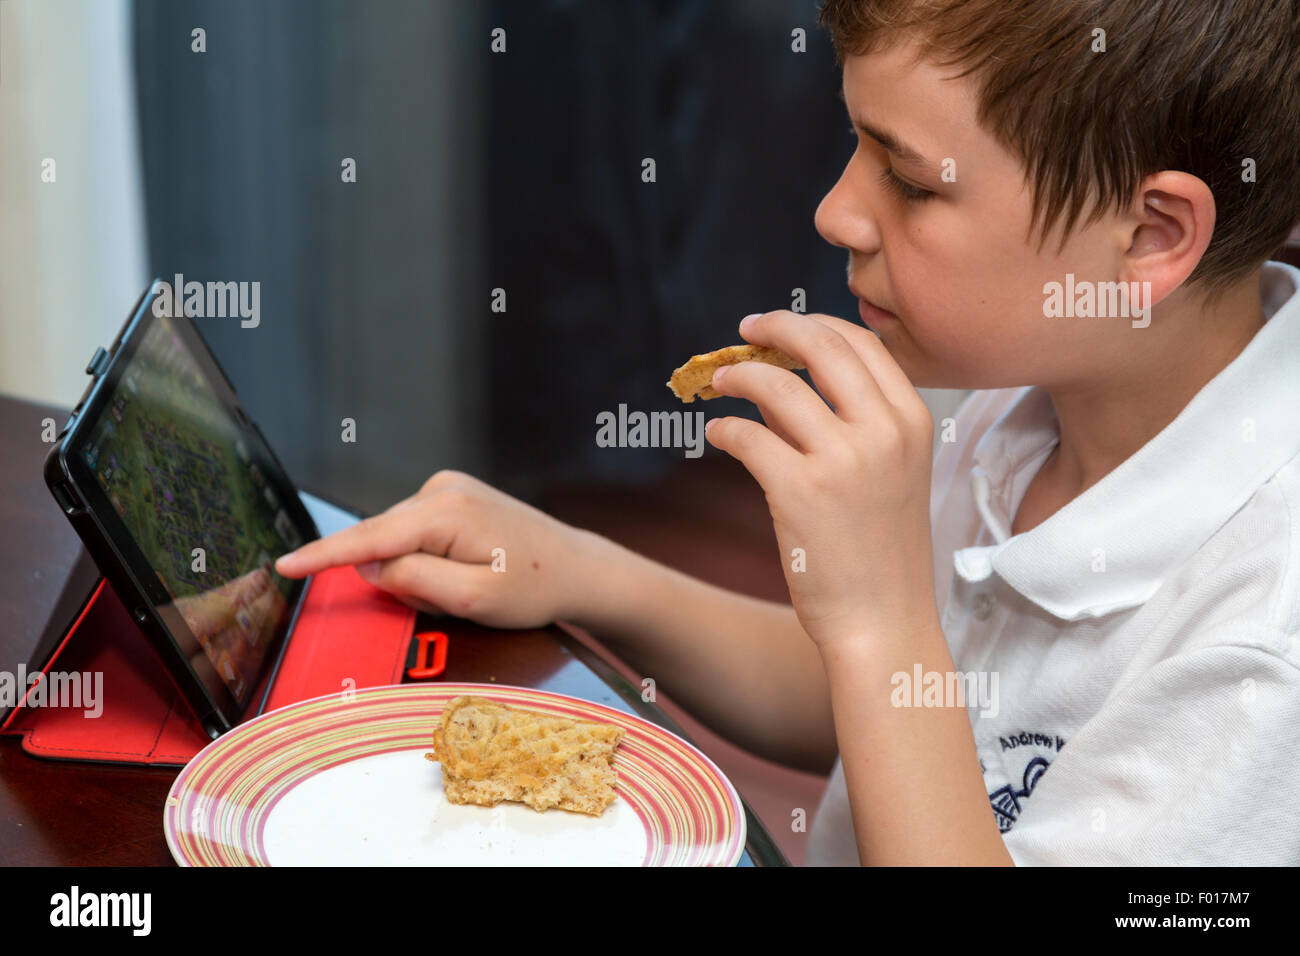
[705,310,939,651]
[272,469,606,631]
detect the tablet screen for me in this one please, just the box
[77,315,305,706]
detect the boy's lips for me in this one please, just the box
[851,287,899,327]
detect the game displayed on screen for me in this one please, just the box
[80,316,303,703]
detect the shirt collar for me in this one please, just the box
[955,260,1300,621]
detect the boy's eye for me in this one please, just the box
[848,125,936,203]
[877,167,935,203]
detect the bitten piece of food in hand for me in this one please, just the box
[666,344,805,402]
[425,695,624,816]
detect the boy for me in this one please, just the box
[277,0,1300,865]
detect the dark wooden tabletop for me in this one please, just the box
[0,393,787,866]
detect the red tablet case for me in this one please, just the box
[0,565,416,766]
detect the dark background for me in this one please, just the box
[132,0,857,512]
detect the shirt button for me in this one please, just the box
[972,592,995,620]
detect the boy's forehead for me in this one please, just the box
[841,47,990,160]
[842,45,973,117]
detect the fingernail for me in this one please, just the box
[356,561,378,581]
[712,365,729,385]
[740,313,761,331]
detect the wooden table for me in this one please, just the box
[0,393,786,866]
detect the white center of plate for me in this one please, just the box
[261,748,649,865]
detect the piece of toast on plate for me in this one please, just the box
[666,343,804,402]
[425,695,624,816]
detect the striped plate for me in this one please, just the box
[164,683,746,866]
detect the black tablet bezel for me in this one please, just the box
[43,280,319,736]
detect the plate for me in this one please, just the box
[164,682,746,865]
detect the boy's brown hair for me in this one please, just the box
[818,0,1300,286]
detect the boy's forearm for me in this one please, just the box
[821,621,1015,865]
[565,530,838,774]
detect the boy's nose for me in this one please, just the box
[814,162,882,257]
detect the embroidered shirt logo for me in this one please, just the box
[987,731,1066,832]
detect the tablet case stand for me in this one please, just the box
[0,557,418,766]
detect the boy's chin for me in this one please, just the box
[891,360,994,392]
[878,338,1021,391]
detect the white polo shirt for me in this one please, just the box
[805,260,1300,866]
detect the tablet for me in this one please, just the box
[43,280,319,737]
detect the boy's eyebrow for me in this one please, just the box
[839,83,932,167]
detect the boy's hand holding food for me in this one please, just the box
[706,311,1012,865]
[703,310,939,653]
[274,470,605,631]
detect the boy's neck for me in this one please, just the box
[1022,270,1267,528]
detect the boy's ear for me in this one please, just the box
[1119,171,1216,302]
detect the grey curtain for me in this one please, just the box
[133,0,857,510]
[484,0,856,498]
[133,0,488,514]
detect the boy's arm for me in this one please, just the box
[822,616,1014,866]
[567,530,839,775]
